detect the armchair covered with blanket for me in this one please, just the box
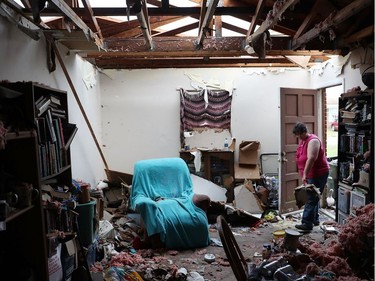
[130,157,210,249]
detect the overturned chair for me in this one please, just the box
[217,215,250,281]
[130,157,211,249]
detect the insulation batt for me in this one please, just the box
[299,203,374,280]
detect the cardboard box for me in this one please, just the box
[234,163,260,181]
[61,238,78,281]
[238,141,260,165]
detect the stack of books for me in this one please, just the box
[34,94,77,178]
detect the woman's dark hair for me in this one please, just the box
[293,122,308,135]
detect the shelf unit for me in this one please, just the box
[180,150,234,184]
[0,130,48,280]
[335,89,373,223]
[0,81,75,280]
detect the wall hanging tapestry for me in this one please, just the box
[179,88,232,131]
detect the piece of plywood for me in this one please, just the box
[234,185,264,214]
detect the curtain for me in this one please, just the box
[179,88,232,132]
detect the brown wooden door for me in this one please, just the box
[280,88,319,214]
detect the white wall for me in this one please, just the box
[99,68,312,174]
[0,17,105,187]
[309,50,368,91]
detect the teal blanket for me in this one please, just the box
[130,158,210,249]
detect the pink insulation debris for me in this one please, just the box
[301,203,374,280]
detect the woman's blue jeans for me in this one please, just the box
[302,173,329,227]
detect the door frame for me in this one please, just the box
[279,79,344,216]
[279,87,319,214]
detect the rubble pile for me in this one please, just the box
[299,203,374,280]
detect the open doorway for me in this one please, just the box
[324,85,342,159]
[321,84,343,219]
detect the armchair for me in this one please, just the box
[130,157,210,249]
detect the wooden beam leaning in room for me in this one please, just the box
[49,0,103,49]
[196,0,219,48]
[81,0,103,45]
[246,0,300,45]
[48,36,110,171]
[292,0,373,50]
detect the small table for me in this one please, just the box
[180,150,234,184]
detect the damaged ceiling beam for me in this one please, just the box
[23,6,256,17]
[198,0,206,32]
[85,48,336,60]
[81,0,103,43]
[0,0,44,40]
[293,0,325,40]
[92,57,298,69]
[343,25,374,44]
[136,0,153,50]
[196,0,220,47]
[246,0,300,45]
[247,0,266,37]
[292,0,373,50]
[48,0,103,49]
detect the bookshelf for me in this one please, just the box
[336,89,373,223]
[0,130,49,280]
[0,81,77,280]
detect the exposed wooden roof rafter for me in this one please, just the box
[2,0,372,69]
[136,0,153,49]
[49,0,103,48]
[292,0,373,50]
[0,0,43,40]
[196,0,220,47]
[247,0,300,45]
[293,0,324,40]
[153,21,198,37]
[81,0,103,43]
[247,0,266,37]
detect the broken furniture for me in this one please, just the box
[180,149,235,201]
[217,215,304,281]
[180,150,234,184]
[217,215,250,281]
[130,157,210,249]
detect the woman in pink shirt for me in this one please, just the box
[293,122,329,231]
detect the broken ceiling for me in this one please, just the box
[1,0,373,69]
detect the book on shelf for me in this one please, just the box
[340,110,356,119]
[63,123,78,150]
[35,95,45,107]
[342,118,355,124]
[37,98,52,117]
[36,95,66,118]
[45,109,57,143]
[36,117,47,144]
[50,95,61,106]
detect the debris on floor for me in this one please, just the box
[86,197,373,281]
[44,176,373,281]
